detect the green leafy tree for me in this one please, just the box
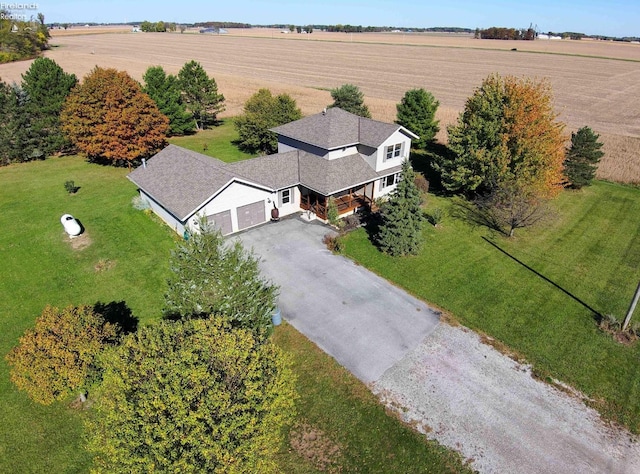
[437,74,566,199]
[5,305,120,405]
[155,21,166,32]
[234,88,302,154]
[164,220,278,340]
[143,65,195,136]
[396,88,439,149]
[86,318,297,473]
[0,10,49,63]
[21,57,77,155]
[328,83,371,118]
[377,160,425,256]
[60,67,169,166]
[177,60,225,129]
[564,126,604,189]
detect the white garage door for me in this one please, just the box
[207,210,232,235]
[237,201,265,231]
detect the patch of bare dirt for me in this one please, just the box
[289,421,343,473]
[94,259,116,272]
[65,232,92,250]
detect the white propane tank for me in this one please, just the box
[61,214,82,237]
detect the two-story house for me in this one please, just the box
[128,107,418,236]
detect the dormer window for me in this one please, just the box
[385,143,402,160]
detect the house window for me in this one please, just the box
[279,188,293,206]
[385,143,403,160]
[381,172,401,189]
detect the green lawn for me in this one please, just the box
[0,157,469,472]
[168,119,257,162]
[343,181,640,432]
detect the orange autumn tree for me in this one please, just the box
[61,67,169,166]
[438,74,566,198]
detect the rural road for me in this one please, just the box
[238,217,640,473]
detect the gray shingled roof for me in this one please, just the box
[228,151,300,190]
[299,152,379,195]
[271,107,416,150]
[128,145,238,220]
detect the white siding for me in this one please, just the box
[327,145,359,160]
[374,130,412,172]
[277,142,297,153]
[141,190,186,236]
[275,186,300,217]
[190,181,273,234]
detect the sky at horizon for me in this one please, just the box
[6,0,639,37]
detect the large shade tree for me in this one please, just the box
[396,88,440,149]
[61,67,169,166]
[177,60,225,129]
[86,318,297,473]
[328,83,371,118]
[143,65,195,136]
[437,74,566,199]
[234,88,302,154]
[5,305,120,405]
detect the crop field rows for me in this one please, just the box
[1,30,638,182]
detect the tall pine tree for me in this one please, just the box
[142,66,194,136]
[564,126,604,189]
[21,58,77,155]
[377,160,425,256]
[396,88,439,149]
[177,60,225,129]
[328,84,371,118]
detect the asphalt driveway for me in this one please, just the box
[237,216,640,473]
[235,217,441,384]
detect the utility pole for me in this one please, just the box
[622,281,640,331]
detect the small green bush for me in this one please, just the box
[426,207,444,226]
[64,180,78,194]
[323,233,344,253]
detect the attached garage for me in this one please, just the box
[207,210,233,235]
[237,201,266,231]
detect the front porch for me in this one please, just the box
[300,184,376,220]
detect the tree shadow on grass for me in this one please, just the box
[482,237,605,322]
[94,301,139,335]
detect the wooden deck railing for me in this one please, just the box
[301,193,372,220]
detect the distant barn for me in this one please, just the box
[199,27,228,34]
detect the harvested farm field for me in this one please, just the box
[1,29,638,183]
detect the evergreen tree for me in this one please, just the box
[164,220,278,341]
[377,160,425,256]
[396,88,440,149]
[564,126,604,189]
[234,88,302,154]
[328,83,371,118]
[143,65,194,136]
[177,60,225,129]
[21,57,77,155]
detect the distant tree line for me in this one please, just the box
[139,20,177,32]
[0,11,49,63]
[477,26,535,40]
[195,21,251,28]
[266,24,473,33]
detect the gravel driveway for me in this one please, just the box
[238,217,640,473]
[375,324,640,474]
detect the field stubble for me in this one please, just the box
[1,30,638,183]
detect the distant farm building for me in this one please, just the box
[199,27,228,34]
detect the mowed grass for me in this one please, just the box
[168,119,257,162]
[0,156,177,472]
[342,181,640,432]
[0,157,470,473]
